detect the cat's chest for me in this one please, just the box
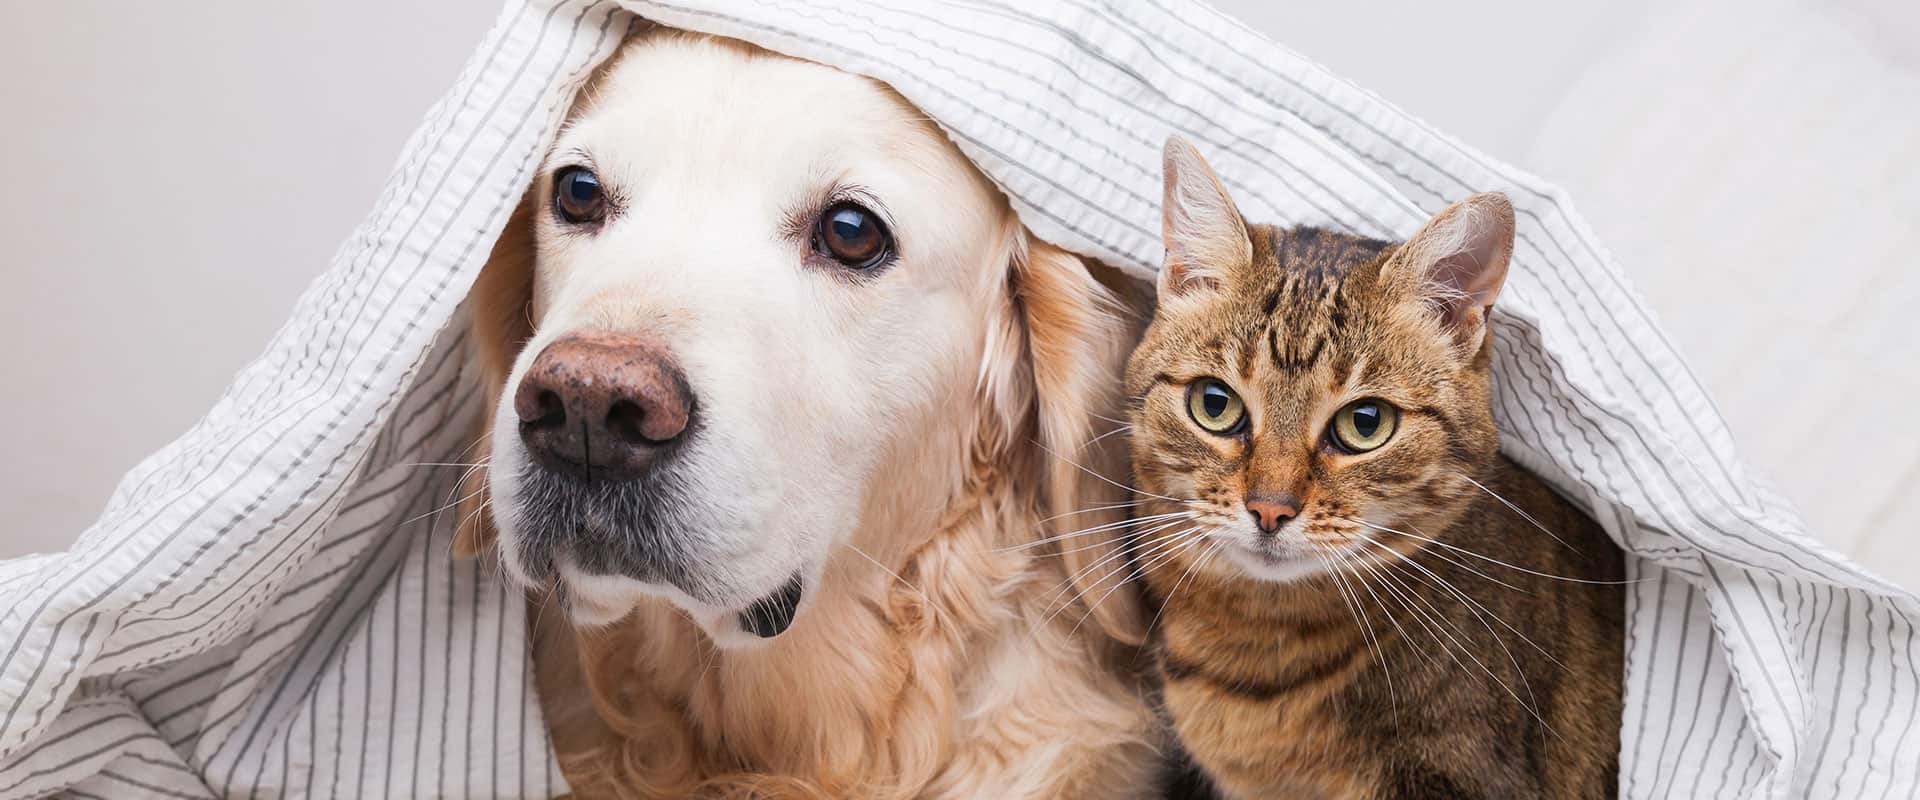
[1161,672,1378,799]
[1155,617,1384,799]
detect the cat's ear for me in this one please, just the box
[1391,192,1515,352]
[1159,135,1251,298]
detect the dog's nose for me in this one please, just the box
[1245,495,1299,535]
[514,331,693,481]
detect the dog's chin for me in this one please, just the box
[555,560,809,650]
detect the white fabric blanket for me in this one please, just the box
[1,1,1914,797]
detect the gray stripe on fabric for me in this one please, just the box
[98,770,205,800]
[1682,662,1739,798]
[1878,611,1919,800]
[1807,589,1856,788]
[0,730,164,797]
[1830,595,1877,797]
[1635,567,1681,790]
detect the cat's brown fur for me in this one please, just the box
[1126,137,1624,800]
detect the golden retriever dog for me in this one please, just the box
[452,29,1159,798]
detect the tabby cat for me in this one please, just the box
[1126,137,1624,800]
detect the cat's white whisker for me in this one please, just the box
[1037,519,1195,617]
[847,542,925,598]
[1032,440,1197,504]
[1342,553,1443,670]
[1363,543,1560,736]
[1000,510,1195,553]
[1069,529,1212,638]
[1460,474,1576,552]
[1345,518,1639,585]
[1362,537,1570,673]
[1360,551,1551,732]
[1039,499,1156,523]
[1037,525,1202,638]
[1318,547,1399,722]
[1144,537,1225,639]
[1083,422,1134,449]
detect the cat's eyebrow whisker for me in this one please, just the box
[1344,518,1640,585]
[1459,474,1577,553]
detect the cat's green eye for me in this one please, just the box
[1331,400,1399,453]
[1186,379,1246,434]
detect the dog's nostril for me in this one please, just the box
[527,390,567,430]
[605,400,649,446]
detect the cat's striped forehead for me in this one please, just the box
[1246,225,1396,380]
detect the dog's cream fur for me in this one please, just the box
[455,30,1158,798]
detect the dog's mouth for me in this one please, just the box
[737,573,805,638]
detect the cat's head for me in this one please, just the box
[1124,136,1515,585]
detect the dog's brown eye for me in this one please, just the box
[814,202,893,269]
[554,167,606,224]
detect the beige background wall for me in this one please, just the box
[2,1,1915,589]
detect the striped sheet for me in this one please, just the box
[1,1,1912,797]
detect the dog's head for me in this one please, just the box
[456,31,1140,649]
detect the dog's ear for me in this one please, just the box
[1013,237,1147,646]
[451,189,539,559]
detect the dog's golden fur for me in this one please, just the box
[453,30,1158,798]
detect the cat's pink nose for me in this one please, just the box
[1245,496,1299,534]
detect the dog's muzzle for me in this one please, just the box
[507,330,710,592]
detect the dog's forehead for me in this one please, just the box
[561,35,939,182]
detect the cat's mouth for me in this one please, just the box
[1223,536,1338,583]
